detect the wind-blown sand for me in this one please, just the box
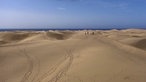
[0,29,146,82]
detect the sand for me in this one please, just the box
[0,29,146,82]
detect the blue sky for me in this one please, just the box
[0,0,146,29]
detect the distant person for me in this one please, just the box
[91,32,95,35]
[87,31,89,35]
[85,31,89,35]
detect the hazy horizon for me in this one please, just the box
[0,0,146,29]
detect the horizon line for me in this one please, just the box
[0,27,146,31]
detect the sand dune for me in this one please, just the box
[131,39,146,50]
[46,31,74,40]
[0,29,146,82]
[0,32,41,44]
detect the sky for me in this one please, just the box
[0,0,146,29]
